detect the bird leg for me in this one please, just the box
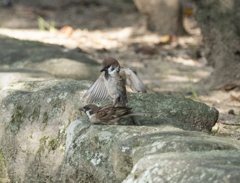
[103,121,118,125]
[131,116,141,126]
[100,96,120,111]
[112,96,120,107]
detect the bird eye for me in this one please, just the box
[111,67,114,71]
[89,109,94,115]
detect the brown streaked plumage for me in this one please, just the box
[81,104,100,113]
[80,104,144,125]
[83,57,147,107]
[101,57,119,68]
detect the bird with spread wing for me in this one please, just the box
[83,57,147,107]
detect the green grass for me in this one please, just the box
[180,72,198,101]
[37,16,55,31]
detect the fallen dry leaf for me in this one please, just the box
[160,35,171,43]
[228,109,236,115]
[155,35,178,46]
[183,8,193,16]
[60,26,74,36]
[224,84,238,91]
[230,94,240,103]
[216,80,240,91]
[217,121,240,126]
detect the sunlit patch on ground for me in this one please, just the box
[0,26,209,95]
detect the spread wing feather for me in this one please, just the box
[83,74,109,103]
[124,68,147,93]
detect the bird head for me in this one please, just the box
[100,57,120,73]
[80,104,100,118]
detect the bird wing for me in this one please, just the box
[83,73,109,103]
[97,107,132,122]
[124,68,147,93]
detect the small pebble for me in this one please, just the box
[228,109,235,115]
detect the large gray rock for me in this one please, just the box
[0,79,92,183]
[0,35,98,66]
[0,68,54,90]
[0,35,100,82]
[59,120,240,183]
[123,150,240,183]
[0,79,220,182]
[24,58,100,81]
[0,150,10,183]
[96,93,219,132]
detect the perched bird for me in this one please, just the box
[80,104,149,125]
[83,57,147,107]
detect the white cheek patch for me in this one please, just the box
[108,65,119,75]
[86,111,92,119]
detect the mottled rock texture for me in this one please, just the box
[59,122,240,183]
[127,93,218,132]
[0,79,91,182]
[0,79,222,183]
[0,150,10,183]
[123,150,240,183]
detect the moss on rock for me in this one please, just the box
[0,150,10,183]
[0,79,92,182]
[8,105,26,135]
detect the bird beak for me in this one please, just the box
[100,67,105,72]
[79,107,84,112]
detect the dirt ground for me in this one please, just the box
[0,1,240,139]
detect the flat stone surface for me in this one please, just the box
[123,150,240,183]
[24,58,100,81]
[0,35,100,84]
[0,68,54,90]
[95,92,219,132]
[59,121,240,183]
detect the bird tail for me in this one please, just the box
[124,112,159,126]
[123,112,156,118]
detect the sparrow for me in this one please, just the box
[80,104,148,125]
[83,57,147,107]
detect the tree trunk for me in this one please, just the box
[195,0,240,89]
[133,0,186,35]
